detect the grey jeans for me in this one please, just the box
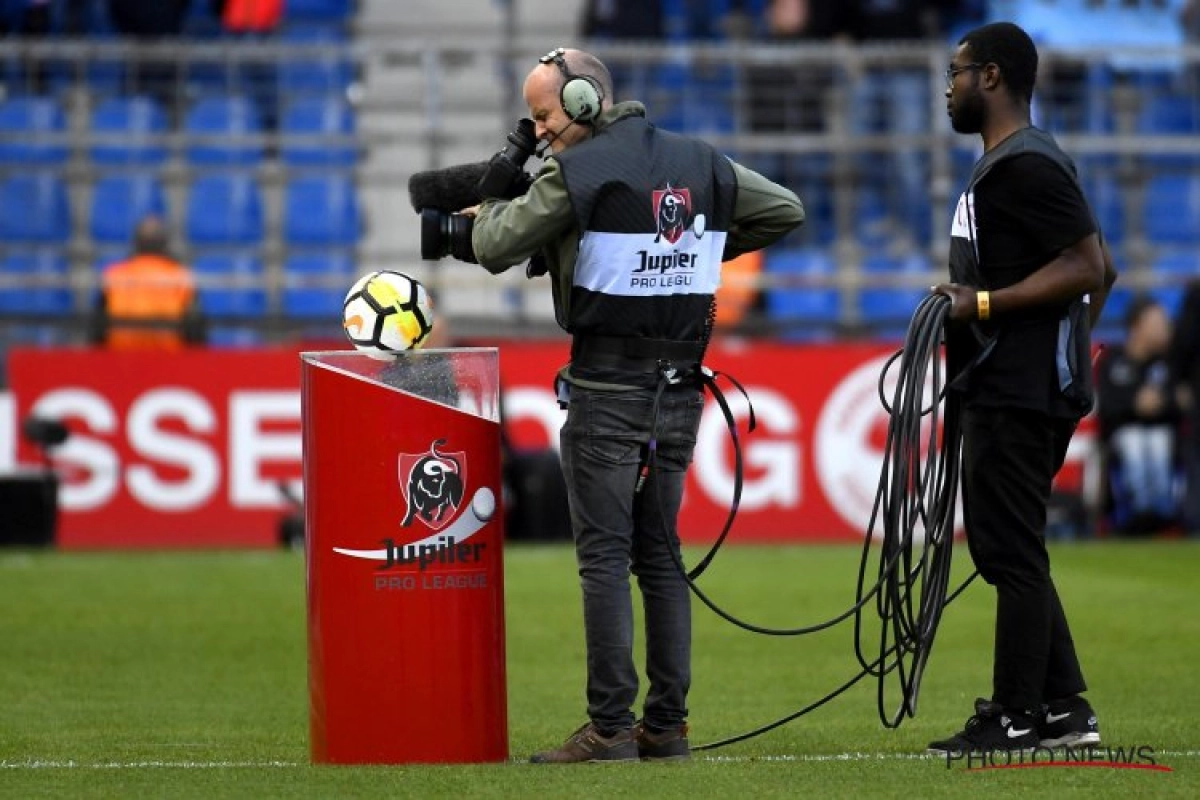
[558,382,703,732]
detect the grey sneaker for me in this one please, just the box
[1039,695,1101,748]
[529,722,638,764]
[635,721,690,761]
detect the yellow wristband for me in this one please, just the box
[976,291,991,321]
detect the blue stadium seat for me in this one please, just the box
[1143,175,1200,245]
[280,96,357,166]
[206,326,265,348]
[0,250,73,314]
[283,174,361,245]
[90,173,168,244]
[89,96,169,166]
[0,172,71,243]
[0,97,68,165]
[1151,249,1200,278]
[193,251,267,318]
[285,0,355,21]
[282,251,355,318]
[277,26,355,96]
[859,252,931,327]
[1093,285,1136,343]
[764,247,840,336]
[1135,91,1200,168]
[1137,90,1198,135]
[184,95,264,166]
[1082,173,1124,244]
[186,173,264,245]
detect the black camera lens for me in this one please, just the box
[420,208,477,263]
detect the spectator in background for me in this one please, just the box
[579,0,663,101]
[1096,296,1179,534]
[744,0,836,193]
[211,0,283,130]
[1169,279,1200,535]
[108,0,192,118]
[1,0,52,92]
[90,215,206,351]
[830,0,957,246]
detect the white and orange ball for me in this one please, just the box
[342,270,434,359]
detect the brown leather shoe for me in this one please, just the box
[635,721,690,761]
[529,722,639,764]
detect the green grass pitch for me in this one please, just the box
[0,540,1196,798]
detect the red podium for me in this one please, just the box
[301,349,508,764]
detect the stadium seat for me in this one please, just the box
[764,247,840,336]
[192,251,267,318]
[285,0,355,22]
[1136,90,1198,135]
[279,96,357,166]
[1092,285,1136,344]
[1143,175,1200,245]
[89,96,169,166]
[0,97,68,165]
[1135,91,1200,168]
[859,252,931,328]
[1082,173,1125,244]
[206,326,265,348]
[283,174,361,245]
[184,95,264,166]
[89,173,168,244]
[186,173,264,245]
[282,251,355,318]
[0,250,73,314]
[1151,248,1200,278]
[0,172,71,243]
[277,26,355,96]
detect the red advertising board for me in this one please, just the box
[1,342,1097,548]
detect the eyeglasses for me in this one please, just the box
[945,63,984,86]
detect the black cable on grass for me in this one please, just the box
[677,293,979,751]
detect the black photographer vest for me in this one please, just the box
[947,127,1096,417]
[555,112,736,344]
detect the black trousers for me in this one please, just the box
[961,406,1088,714]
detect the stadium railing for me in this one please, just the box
[0,38,1197,344]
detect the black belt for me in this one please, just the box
[571,335,706,374]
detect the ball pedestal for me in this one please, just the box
[300,348,508,764]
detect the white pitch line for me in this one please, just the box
[2,751,1197,769]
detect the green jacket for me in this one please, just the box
[472,101,805,328]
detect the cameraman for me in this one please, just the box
[468,47,805,764]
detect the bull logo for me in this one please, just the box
[652,184,692,245]
[398,439,466,530]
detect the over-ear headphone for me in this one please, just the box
[539,47,604,123]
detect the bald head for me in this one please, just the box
[525,47,615,154]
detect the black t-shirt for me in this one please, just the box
[962,151,1097,417]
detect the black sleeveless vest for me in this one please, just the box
[556,113,736,343]
[946,127,1096,415]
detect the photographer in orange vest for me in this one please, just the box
[91,215,206,350]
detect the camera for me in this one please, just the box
[410,118,540,264]
[420,207,478,263]
[477,118,539,199]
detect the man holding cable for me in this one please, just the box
[930,22,1118,755]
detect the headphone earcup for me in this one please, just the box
[561,76,602,122]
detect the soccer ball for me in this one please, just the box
[342,270,434,359]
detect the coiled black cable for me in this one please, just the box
[674,292,979,751]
